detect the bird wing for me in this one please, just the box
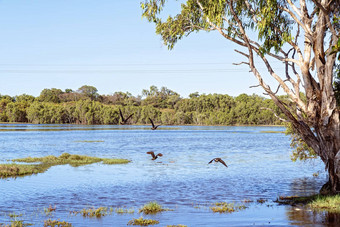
[156,153,163,157]
[218,159,228,168]
[208,159,214,164]
[125,114,134,122]
[146,151,156,158]
[149,118,155,127]
[119,109,125,121]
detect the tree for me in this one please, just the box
[77,85,99,100]
[141,1,340,193]
[39,88,63,103]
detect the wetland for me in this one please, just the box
[0,124,333,226]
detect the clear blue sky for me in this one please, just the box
[0,0,282,98]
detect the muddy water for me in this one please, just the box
[0,124,330,226]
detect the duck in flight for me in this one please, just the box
[149,118,161,130]
[119,109,133,125]
[208,158,228,168]
[147,151,163,160]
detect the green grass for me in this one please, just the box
[308,194,340,212]
[139,201,172,215]
[127,217,159,226]
[0,153,130,178]
[277,194,340,213]
[210,202,247,213]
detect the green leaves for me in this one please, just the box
[141,0,293,53]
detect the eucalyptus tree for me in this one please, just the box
[141,0,340,193]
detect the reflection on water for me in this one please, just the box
[0,124,327,226]
[287,207,340,226]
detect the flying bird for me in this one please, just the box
[149,118,161,130]
[119,109,133,125]
[208,158,228,168]
[147,151,163,160]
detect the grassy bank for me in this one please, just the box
[277,194,340,213]
[0,153,130,178]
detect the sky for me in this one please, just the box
[0,0,284,98]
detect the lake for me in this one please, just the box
[0,124,332,226]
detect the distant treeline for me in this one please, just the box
[0,85,286,125]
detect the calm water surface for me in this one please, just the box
[0,124,331,226]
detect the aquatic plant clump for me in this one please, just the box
[14,153,101,167]
[127,217,159,226]
[139,201,172,215]
[44,219,73,227]
[102,159,130,164]
[210,202,247,213]
[0,163,50,178]
[71,207,113,218]
[1,153,130,178]
[115,207,135,214]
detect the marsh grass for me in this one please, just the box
[6,212,33,227]
[139,201,172,215]
[210,202,247,213]
[127,217,159,226]
[277,194,340,213]
[0,164,50,178]
[44,219,72,227]
[71,207,113,218]
[309,194,340,212]
[13,153,130,167]
[278,194,340,213]
[0,153,130,178]
[102,159,130,164]
[44,205,56,216]
[115,207,135,214]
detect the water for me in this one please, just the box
[0,124,331,226]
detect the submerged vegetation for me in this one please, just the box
[70,207,113,218]
[115,207,135,214]
[13,153,130,166]
[210,202,247,213]
[0,85,285,126]
[43,219,72,227]
[139,201,172,215]
[0,153,130,178]
[127,217,159,226]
